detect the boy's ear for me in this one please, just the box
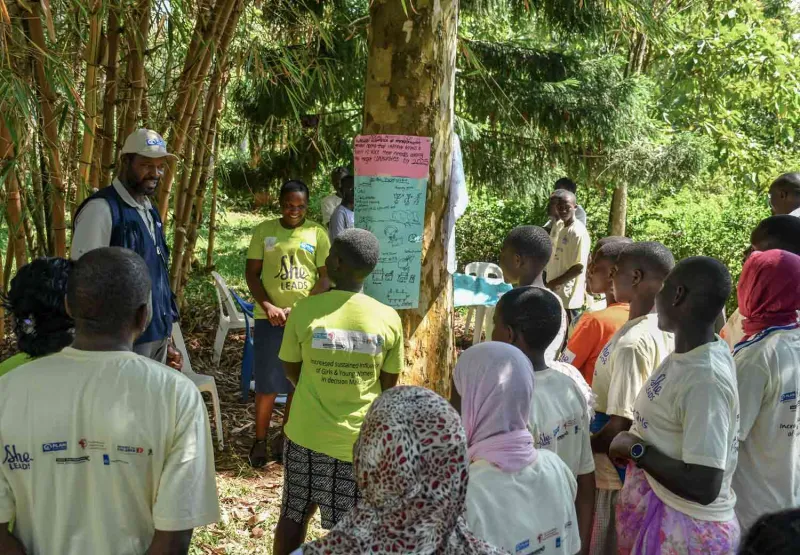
[631,268,644,287]
[673,285,687,307]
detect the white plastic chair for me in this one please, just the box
[172,324,224,451]
[463,262,505,344]
[211,271,253,366]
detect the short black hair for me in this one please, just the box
[496,286,562,352]
[2,258,74,357]
[668,256,732,323]
[595,240,632,263]
[740,508,800,555]
[618,241,675,279]
[551,188,577,206]
[751,216,800,255]
[280,179,309,200]
[595,236,632,252]
[67,247,151,335]
[333,229,380,277]
[770,173,800,194]
[331,166,350,179]
[554,177,577,194]
[504,226,552,265]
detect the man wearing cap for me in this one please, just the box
[71,129,179,364]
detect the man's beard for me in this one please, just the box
[125,168,159,197]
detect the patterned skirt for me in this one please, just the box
[616,464,740,555]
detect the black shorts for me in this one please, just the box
[254,319,294,394]
[280,438,360,529]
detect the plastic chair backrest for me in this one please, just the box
[171,324,194,375]
[464,262,504,282]
[212,271,247,325]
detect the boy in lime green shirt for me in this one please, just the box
[273,229,403,555]
[245,180,331,468]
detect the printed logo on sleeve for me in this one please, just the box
[299,242,316,254]
[42,441,68,453]
[79,438,106,451]
[312,328,384,355]
[646,373,667,401]
[538,528,559,543]
[781,391,797,403]
[515,539,530,553]
[117,445,145,455]
[264,237,277,251]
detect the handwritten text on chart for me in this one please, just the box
[354,135,432,179]
[355,175,427,309]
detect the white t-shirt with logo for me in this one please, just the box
[529,369,595,477]
[733,326,800,530]
[630,339,739,522]
[591,313,674,490]
[0,348,220,554]
[466,450,580,555]
[545,219,591,310]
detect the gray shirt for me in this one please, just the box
[328,204,354,241]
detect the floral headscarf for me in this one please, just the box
[303,386,509,555]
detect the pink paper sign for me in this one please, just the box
[354,134,432,179]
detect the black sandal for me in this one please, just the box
[248,439,268,468]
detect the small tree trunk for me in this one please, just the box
[3,242,14,294]
[29,144,48,256]
[77,0,104,204]
[25,2,68,257]
[122,0,150,137]
[0,120,28,269]
[362,0,459,395]
[205,135,220,270]
[609,182,628,236]
[100,4,121,188]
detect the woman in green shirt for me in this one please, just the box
[0,258,75,379]
[245,180,331,467]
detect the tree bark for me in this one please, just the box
[609,181,628,236]
[77,0,103,204]
[24,2,67,257]
[100,4,121,187]
[362,0,458,395]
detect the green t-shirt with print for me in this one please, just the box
[247,218,331,318]
[279,290,404,462]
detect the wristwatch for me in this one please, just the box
[630,442,647,463]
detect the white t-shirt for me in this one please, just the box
[545,219,591,310]
[543,286,568,364]
[466,451,580,555]
[321,194,342,226]
[733,326,800,530]
[592,313,674,490]
[530,369,595,477]
[630,339,739,522]
[0,348,220,554]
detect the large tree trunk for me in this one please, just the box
[362,0,458,395]
[24,2,67,257]
[77,0,103,204]
[100,4,121,188]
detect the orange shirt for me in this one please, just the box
[559,303,630,385]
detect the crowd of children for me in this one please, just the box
[1,170,800,555]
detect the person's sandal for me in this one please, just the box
[248,439,268,468]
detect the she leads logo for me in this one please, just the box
[3,445,33,470]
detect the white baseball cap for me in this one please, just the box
[121,129,176,159]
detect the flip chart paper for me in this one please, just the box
[354,134,432,179]
[354,175,427,309]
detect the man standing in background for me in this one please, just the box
[321,167,350,228]
[769,172,800,217]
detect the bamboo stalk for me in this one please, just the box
[156,0,239,222]
[122,0,150,137]
[99,4,121,187]
[25,3,68,257]
[29,143,47,256]
[3,241,12,294]
[0,121,27,269]
[77,0,103,204]
[205,133,219,270]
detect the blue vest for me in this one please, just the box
[74,185,177,344]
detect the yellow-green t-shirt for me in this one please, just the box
[279,290,404,462]
[247,218,331,318]
[0,352,32,379]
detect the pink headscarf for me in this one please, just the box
[302,386,508,555]
[454,341,537,473]
[738,249,800,337]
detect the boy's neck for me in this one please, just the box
[629,295,655,320]
[72,333,135,353]
[516,272,545,288]
[562,215,575,227]
[334,279,363,293]
[673,324,716,354]
[519,348,549,372]
[605,291,618,305]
